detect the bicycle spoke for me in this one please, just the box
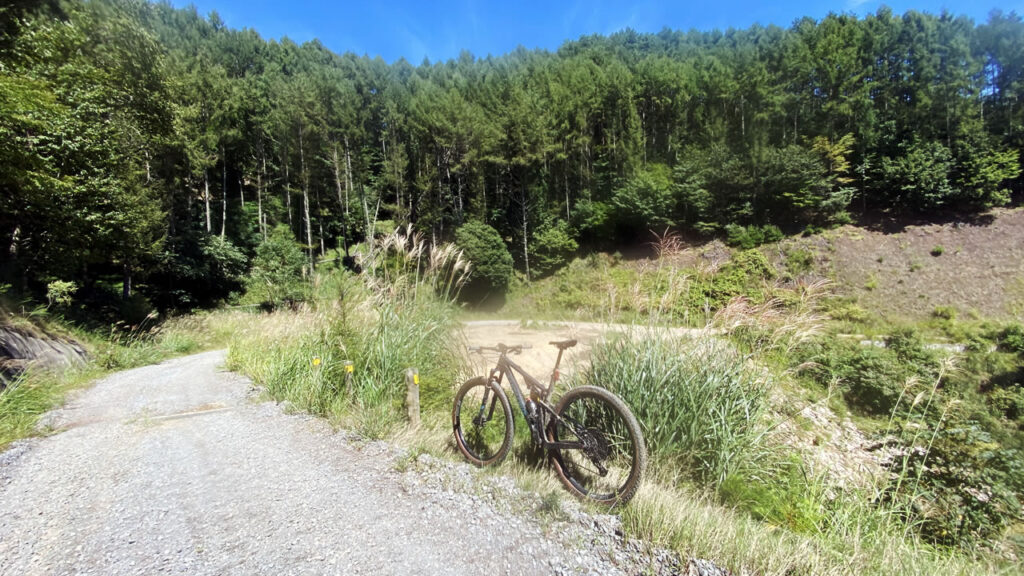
[453,378,513,466]
[551,390,642,502]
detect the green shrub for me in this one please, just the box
[530,220,578,277]
[610,163,676,232]
[840,346,913,416]
[864,274,879,291]
[886,327,935,367]
[687,249,776,312]
[884,423,1024,549]
[725,224,784,249]
[999,323,1024,354]
[797,335,935,417]
[932,306,957,321]
[784,248,815,275]
[823,297,870,324]
[246,225,307,307]
[931,245,945,257]
[455,221,513,298]
[989,387,1024,422]
[45,280,77,308]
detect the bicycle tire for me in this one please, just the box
[452,376,514,467]
[547,385,646,507]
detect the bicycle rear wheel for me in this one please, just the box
[547,385,646,506]
[452,377,514,467]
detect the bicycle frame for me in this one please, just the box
[482,350,583,453]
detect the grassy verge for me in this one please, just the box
[227,228,470,438]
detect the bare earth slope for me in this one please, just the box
[831,208,1024,321]
[0,350,680,576]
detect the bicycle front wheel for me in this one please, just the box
[548,385,646,507]
[452,377,514,467]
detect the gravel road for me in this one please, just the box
[0,350,688,576]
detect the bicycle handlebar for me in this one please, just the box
[467,343,532,354]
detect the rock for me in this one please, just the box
[0,325,88,385]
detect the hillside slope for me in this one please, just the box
[826,208,1024,322]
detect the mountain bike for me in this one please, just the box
[452,340,647,506]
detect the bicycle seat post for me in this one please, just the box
[545,348,565,398]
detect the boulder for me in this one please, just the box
[0,325,88,386]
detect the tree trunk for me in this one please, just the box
[521,193,531,282]
[258,152,266,240]
[8,225,19,258]
[122,264,132,300]
[204,169,211,233]
[298,126,313,267]
[221,146,227,238]
[282,147,292,231]
[332,145,350,256]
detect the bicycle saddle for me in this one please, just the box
[549,339,578,350]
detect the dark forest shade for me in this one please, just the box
[2,1,1023,309]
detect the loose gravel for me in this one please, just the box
[0,350,708,575]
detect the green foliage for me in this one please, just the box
[796,331,936,417]
[719,458,825,534]
[999,323,1024,354]
[784,248,815,275]
[886,327,936,367]
[45,280,76,309]
[611,163,676,233]
[148,232,247,311]
[529,220,578,277]
[874,140,955,210]
[4,3,1024,316]
[570,199,614,246]
[454,221,513,297]
[931,245,945,257]
[864,274,879,291]
[951,120,1021,208]
[793,321,1024,550]
[247,225,307,307]
[884,423,1024,548]
[725,224,783,249]
[687,249,776,311]
[764,144,847,222]
[0,372,73,450]
[988,387,1024,422]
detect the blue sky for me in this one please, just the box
[169,0,1023,63]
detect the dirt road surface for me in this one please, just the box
[0,349,684,576]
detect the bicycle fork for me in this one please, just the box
[474,380,500,427]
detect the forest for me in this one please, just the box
[2,0,1024,312]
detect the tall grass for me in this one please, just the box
[227,227,469,437]
[580,331,770,486]
[622,479,990,576]
[0,370,82,448]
